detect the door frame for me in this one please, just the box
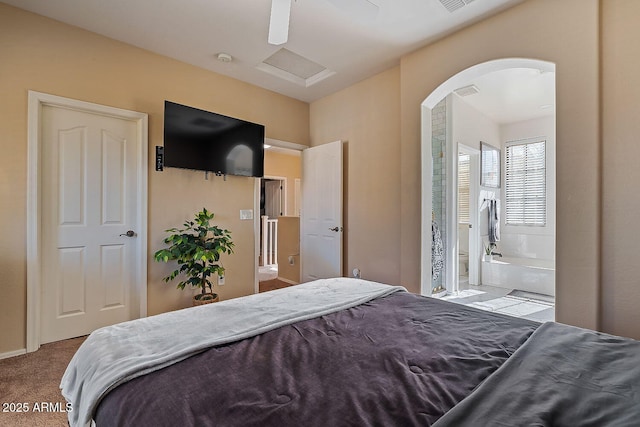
[254,138,307,293]
[457,143,481,288]
[26,91,149,352]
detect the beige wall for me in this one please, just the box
[400,0,600,331]
[311,0,608,333]
[5,0,640,356]
[601,0,640,339]
[276,216,300,283]
[311,67,401,285]
[264,150,302,216]
[0,3,309,354]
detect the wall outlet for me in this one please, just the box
[218,274,225,286]
[353,268,361,279]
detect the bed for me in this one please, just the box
[61,278,640,427]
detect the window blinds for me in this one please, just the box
[458,153,470,223]
[505,140,546,226]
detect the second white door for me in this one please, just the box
[301,141,343,282]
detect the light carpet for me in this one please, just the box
[0,336,85,427]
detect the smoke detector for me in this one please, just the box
[217,53,233,63]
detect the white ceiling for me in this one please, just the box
[457,68,555,124]
[4,0,525,103]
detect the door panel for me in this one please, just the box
[102,130,126,224]
[57,247,86,317]
[101,244,126,309]
[59,127,85,225]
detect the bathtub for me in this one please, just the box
[481,256,555,296]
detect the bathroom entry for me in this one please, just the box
[457,144,480,288]
[421,59,556,303]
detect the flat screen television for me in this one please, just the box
[163,101,264,177]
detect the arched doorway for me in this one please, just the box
[420,58,556,313]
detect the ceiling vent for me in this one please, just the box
[439,0,476,13]
[257,48,335,87]
[454,84,480,97]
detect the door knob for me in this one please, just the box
[120,230,136,237]
[328,227,342,232]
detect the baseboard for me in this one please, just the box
[277,277,299,285]
[0,348,26,360]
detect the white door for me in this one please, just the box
[457,144,480,287]
[40,105,142,344]
[301,141,343,282]
[467,149,480,286]
[264,180,282,218]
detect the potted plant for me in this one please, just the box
[154,208,234,306]
[485,242,497,261]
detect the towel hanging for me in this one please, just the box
[488,199,500,244]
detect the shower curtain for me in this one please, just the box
[432,219,444,280]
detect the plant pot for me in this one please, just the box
[193,293,219,306]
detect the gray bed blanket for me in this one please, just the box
[61,278,405,427]
[433,321,640,427]
[94,290,538,426]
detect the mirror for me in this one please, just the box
[480,141,500,188]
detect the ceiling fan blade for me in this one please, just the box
[268,0,291,45]
[326,0,379,22]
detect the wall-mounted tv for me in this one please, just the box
[163,101,265,177]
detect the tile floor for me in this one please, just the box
[442,279,555,323]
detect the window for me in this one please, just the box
[505,139,546,226]
[458,153,470,223]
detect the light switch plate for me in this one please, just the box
[240,209,253,220]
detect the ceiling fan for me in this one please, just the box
[268,0,379,45]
